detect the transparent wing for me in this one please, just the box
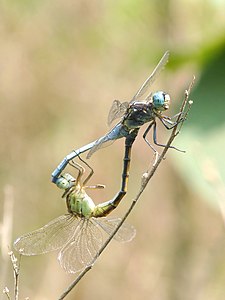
[87,122,126,159]
[94,217,136,243]
[87,138,115,159]
[131,51,169,102]
[14,214,79,255]
[58,218,103,273]
[107,100,129,126]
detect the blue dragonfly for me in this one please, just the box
[52,51,181,185]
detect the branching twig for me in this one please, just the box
[58,77,195,300]
[8,251,21,300]
[11,251,21,300]
[2,250,22,300]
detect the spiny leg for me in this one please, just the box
[159,114,184,129]
[93,128,139,217]
[152,122,185,153]
[74,152,94,186]
[59,160,85,198]
[162,111,183,120]
[143,121,159,164]
[76,153,105,189]
[71,152,104,189]
[69,160,84,185]
[143,121,158,152]
[143,119,184,157]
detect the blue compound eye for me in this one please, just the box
[152,91,170,110]
[152,91,165,108]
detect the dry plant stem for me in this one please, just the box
[2,251,21,300]
[3,287,10,300]
[14,256,20,300]
[58,77,195,300]
[8,251,21,300]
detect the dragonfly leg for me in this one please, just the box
[57,158,86,198]
[162,111,183,120]
[85,184,105,189]
[160,114,185,130]
[93,129,139,217]
[143,121,158,153]
[69,160,84,184]
[152,122,185,153]
[143,121,184,157]
[75,154,94,186]
[143,121,159,165]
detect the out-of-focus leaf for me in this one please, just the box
[172,44,225,208]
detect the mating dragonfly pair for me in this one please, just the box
[14,51,182,273]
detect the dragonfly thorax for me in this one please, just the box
[123,101,154,129]
[67,188,96,218]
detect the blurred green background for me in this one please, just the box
[1,0,225,299]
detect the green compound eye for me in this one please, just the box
[56,173,75,189]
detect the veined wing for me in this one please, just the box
[86,137,115,159]
[58,218,103,273]
[131,51,169,102]
[94,217,136,243]
[107,52,169,125]
[107,100,129,126]
[87,122,127,159]
[14,214,79,255]
[58,217,135,273]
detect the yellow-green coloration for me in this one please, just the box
[14,134,137,273]
[67,184,96,218]
[66,182,125,219]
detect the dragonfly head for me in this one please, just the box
[56,173,76,190]
[152,91,170,111]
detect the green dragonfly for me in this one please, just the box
[14,132,137,273]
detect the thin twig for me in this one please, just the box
[2,251,22,300]
[3,287,10,300]
[8,250,21,300]
[58,77,195,300]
